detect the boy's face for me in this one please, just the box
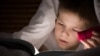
[54,11,90,50]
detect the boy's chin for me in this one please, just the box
[58,45,68,50]
[58,45,77,50]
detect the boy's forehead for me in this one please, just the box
[58,11,81,22]
[58,11,90,29]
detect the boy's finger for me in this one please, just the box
[91,36,100,44]
[92,31,100,36]
[80,40,93,49]
[86,39,98,47]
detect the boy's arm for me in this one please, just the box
[13,0,59,49]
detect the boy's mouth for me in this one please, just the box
[59,39,68,44]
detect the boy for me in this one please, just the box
[13,0,100,51]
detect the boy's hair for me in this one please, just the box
[59,0,99,26]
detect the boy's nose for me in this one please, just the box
[61,30,70,37]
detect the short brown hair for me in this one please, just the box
[59,0,99,26]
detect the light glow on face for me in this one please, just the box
[54,11,90,50]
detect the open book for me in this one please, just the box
[0,38,100,56]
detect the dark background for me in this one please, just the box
[0,0,42,33]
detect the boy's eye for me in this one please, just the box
[72,29,85,32]
[58,22,64,26]
[72,29,78,32]
[58,22,63,25]
[72,29,82,32]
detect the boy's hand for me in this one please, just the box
[80,31,100,49]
